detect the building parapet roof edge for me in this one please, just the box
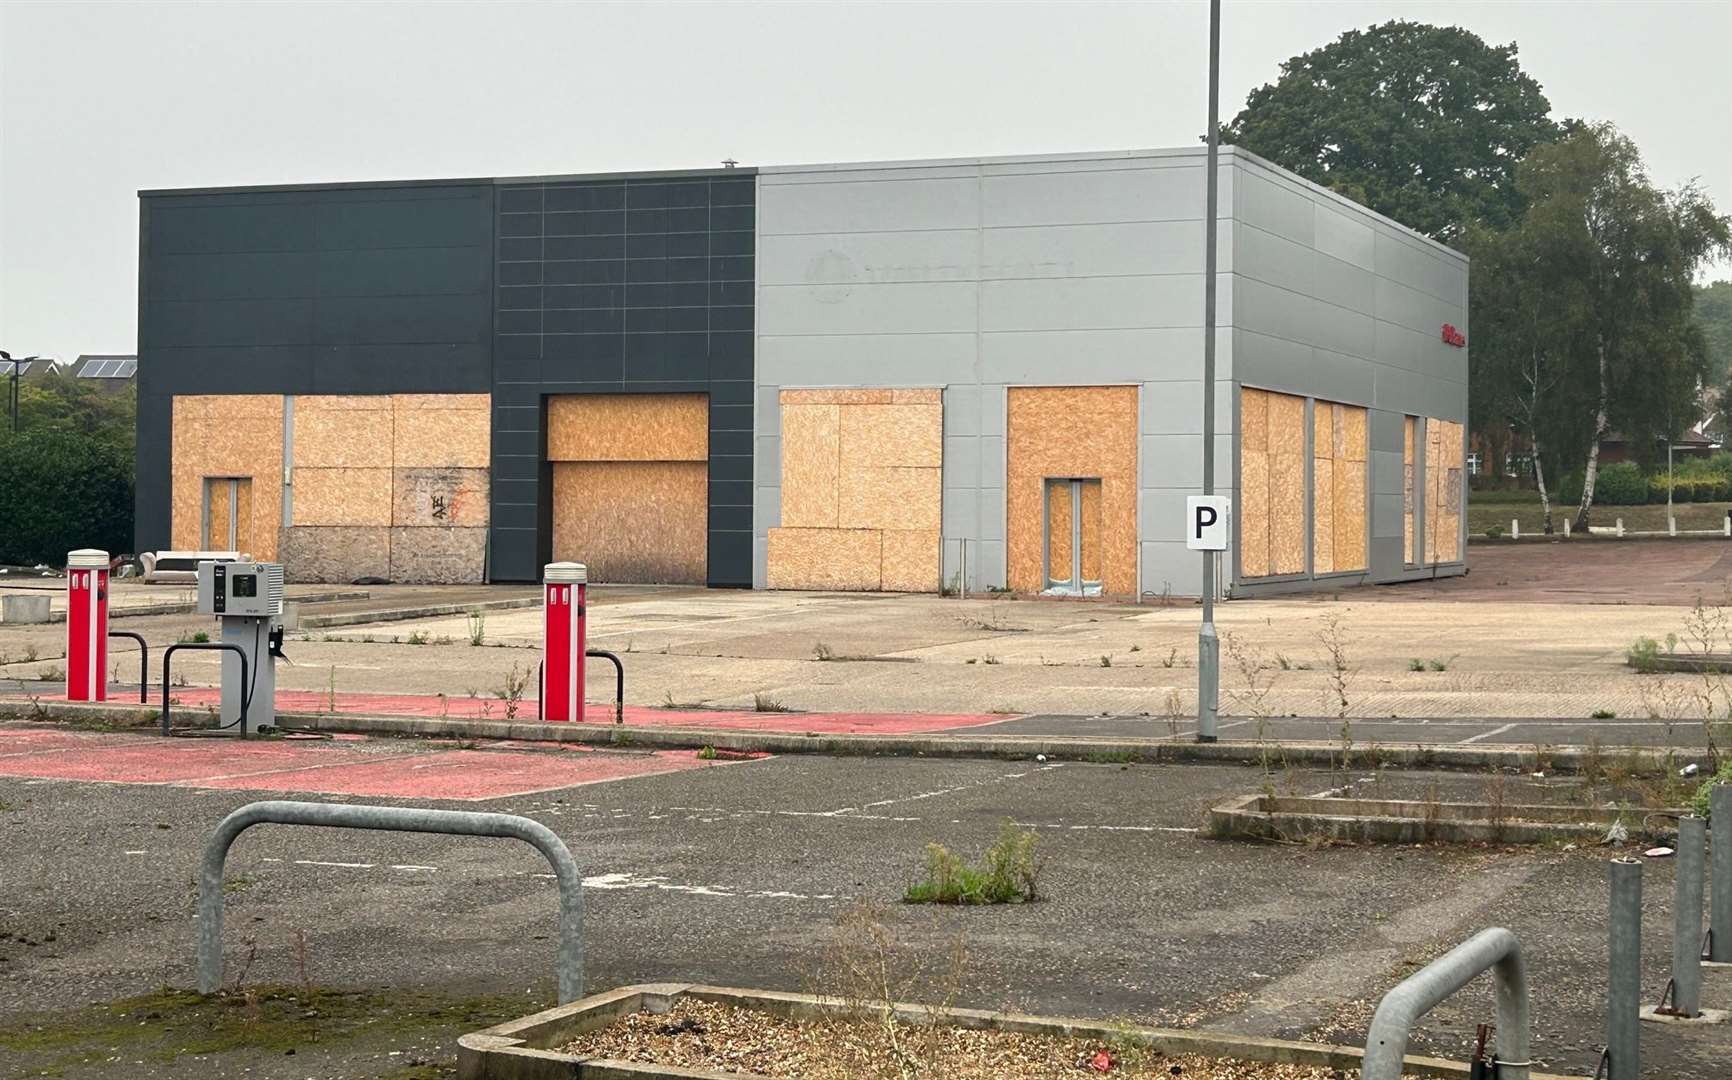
[140,166,756,199]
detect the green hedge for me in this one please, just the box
[0,427,134,565]
[1550,463,1732,506]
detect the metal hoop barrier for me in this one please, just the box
[160,642,249,736]
[198,801,584,1002]
[107,631,148,703]
[537,651,626,724]
[1362,927,1530,1080]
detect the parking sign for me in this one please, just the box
[1186,495,1231,551]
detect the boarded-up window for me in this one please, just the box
[1404,416,1418,565]
[767,388,941,592]
[548,393,708,585]
[1311,401,1367,574]
[1425,419,1465,563]
[1238,387,1306,577]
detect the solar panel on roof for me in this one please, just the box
[115,359,137,378]
[78,358,134,379]
[0,361,31,376]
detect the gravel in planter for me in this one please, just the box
[558,998,1351,1078]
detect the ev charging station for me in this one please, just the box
[66,548,110,701]
[542,562,587,722]
[196,560,286,729]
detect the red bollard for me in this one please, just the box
[66,549,110,702]
[541,562,587,722]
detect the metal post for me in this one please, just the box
[1196,0,1221,743]
[198,801,584,1002]
[1361,927,1529,1080]
[1607,857,1642,1080]
[1672,815,1705,1016]
[1712,785,1731,963]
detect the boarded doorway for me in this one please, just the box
[202,477,254,553]
[1043,478,1103,595]
[546,394,708,584]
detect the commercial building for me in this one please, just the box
[136,145,1468,597]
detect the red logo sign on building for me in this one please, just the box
[1440,323,1466,348]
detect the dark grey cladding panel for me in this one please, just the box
[135,182,496,554]
[490,172,756,586]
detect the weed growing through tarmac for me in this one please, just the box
[752,692,789,713]
[697,745,718,760]
[1592,708,1617,719]
[495,663,529,719]
[904,821,1042,905]
[1408,658,1426,672]
[35,664,65,683]
[813,642,835,661]
[1098,654,1112,668]
[405,631,429,646]
[466,611,486,647]
[1626,636,1663,673]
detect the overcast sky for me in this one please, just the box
[1,0,1727,358]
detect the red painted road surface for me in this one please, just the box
[0,727,749,801]
[131,688,1006,735]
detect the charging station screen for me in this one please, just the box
[232,575,257,598]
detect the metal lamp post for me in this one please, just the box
[1197,0,1222,741]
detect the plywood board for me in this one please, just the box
[781,388,895,406]
[1239,448,1270,579]
[389,526,487,585]
[1006,386,1138,596]
[551,461,707,584]
[292,468,393,527]
[1267,392,1305,458]
[1311,458,1334,574]
[765,528,882,591]
[1333,464,1368,571]
[1269,445,1306,576]
[1404,416,1417,565]
[229,479,251,551]
[779,403,841,527]
[1045,479,1074,584]
[293,404,393,469]
[1078,479,1103,584]
[839,404,942,468]
[278,526,391,584]
[839,466,942,531]
[393,467,489,528]
[207,480,233,550]
[546,394,708,463]
[1240,388,1268,452]
[1340,405,1368,462]
[394,404,491,468]
[171,395,283,560]
[1314,403,1333,459]
[392,393,488,413]
[891,388,942,405]
[880,529,940,593]
[295,395,392,412]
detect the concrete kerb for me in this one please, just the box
[454,982,1589,1080]
[297,595,540,629]
[0,698,1716,776]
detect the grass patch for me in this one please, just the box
[1467,491,1732,535]
[0,984,532,1075]
[176,630,211,644]
[904,821,1042,905]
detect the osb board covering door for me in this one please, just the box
[1311,401,1367,574]
[171,395,283,560]
[282,394,490,584]
[767,387,941,592]
[1006,386,1137,596]
[1238,387,1307,578]
[547,394,708,462]
[1425,418,1465,563]
[552,462,707,583]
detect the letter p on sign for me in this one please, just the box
[1186,495,1231,551]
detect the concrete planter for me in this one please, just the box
[1209,793,1682,845]
[456,982,1585,1079]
